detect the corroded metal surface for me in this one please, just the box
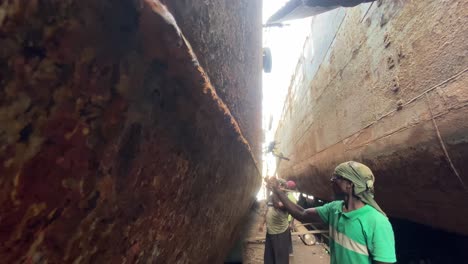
[0,0,261,262]
[162,0,263,161]
[274,1,468,234]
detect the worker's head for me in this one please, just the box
[331,161,373,195]
[286,180,296,190]
[330,172,353,199]
[331,161,386,215]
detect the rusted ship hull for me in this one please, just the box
[0,0,261,262]
[275,1,468,235]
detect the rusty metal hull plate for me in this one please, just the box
[0,0,261,262]
[274,0,468,235]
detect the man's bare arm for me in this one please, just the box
[271,193,284,210]
[289,199,306,212]
[269,183,323,224]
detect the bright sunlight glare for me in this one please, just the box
[259,0,311,200]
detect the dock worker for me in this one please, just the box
[265,161,396,264]
[260,179,294,264]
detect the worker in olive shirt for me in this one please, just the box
[266,161,396,264]
[260,180,292,264]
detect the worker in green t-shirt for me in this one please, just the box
[266,161,396,264]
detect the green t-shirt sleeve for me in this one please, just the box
[315,201,340,225]
[370,217,397,263]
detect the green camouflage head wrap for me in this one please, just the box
[334,161,386,216]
